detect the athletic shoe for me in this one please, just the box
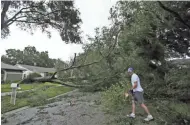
[127,113,135,118]
[144,115,153,121]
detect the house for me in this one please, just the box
[15,64,56,79]
[1,62,25,82]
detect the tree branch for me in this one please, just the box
[13,20,45,24]
[7,8,63,27]
[51,26,122,79]
[3,3,47,29]
[23,9,62,17]
[7,16,27,27]
[6,8,27,25]
[51,59,101,79]
[71,53,77,66]
[51,53,77,79]
[106,27,122,58]
[19,76,87,88]
[157,1,190,29]
[51,79,91,88]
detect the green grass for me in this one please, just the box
[1,83,40,92]
[1,83,73,113]
[104,99,190,125]
[1,82,60,92]
[1,96,28,114]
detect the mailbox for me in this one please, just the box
[11,83,19,88]
[10,83,20,105]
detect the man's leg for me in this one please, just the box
[141,103,153,121]
[127,97,136,118]
[135,92,150,115]
[140,103,150,115]
[132,101,135,114]
[136,92,153,121]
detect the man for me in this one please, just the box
[126,67,153,121]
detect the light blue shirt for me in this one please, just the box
[131,73,143,92]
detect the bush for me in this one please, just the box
[162,68,190,100]
[27,92,48,107]
[154,100,190,124]
[3,80,11,84]
[47,72,54,76]
[23,73,42,83]
[17,91,30,98]
[101,80,131,112]
[27,73,41,79]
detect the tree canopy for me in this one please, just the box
[1,1,82,43]
[1,46,63,68]
[56,1,190,94]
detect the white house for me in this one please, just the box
[1,62,25,82]
[15,64,56,79]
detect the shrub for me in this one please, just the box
[17,91,30,98]
[23,73,41,83]
[3,80,11,84]
[27,92,48,107]
[47,72,54,76]
[27,73,41,79]
[101,80,131,112]
[163,68,190,100]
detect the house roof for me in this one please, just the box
[1,62,25,71]
[16,64,56,73]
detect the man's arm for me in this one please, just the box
[131,81,138,90]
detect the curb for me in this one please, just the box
[2,106,29,117]
[1,89,78,116]
[47,89,78,101]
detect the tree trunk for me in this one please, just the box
[1,1,11,30]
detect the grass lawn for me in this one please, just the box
[1,83,73,114]
[1,82,60,92]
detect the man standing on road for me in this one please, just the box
[126,67,153,121]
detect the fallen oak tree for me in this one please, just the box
[17,25,123,89]
[19,60,102,88]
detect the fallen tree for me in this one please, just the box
[18,26,123,89]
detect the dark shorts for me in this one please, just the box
[132,91,144,104]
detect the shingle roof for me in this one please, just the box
[16,64,55,73]
[1,62,25,71]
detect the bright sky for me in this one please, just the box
[0,0,117,61]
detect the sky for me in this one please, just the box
[0,0,117,61]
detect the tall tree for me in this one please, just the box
[58,1,190,91]
[2,49,24,65]
[157,1,190,58]
[1,46,59,68]
[1,1,82,43]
